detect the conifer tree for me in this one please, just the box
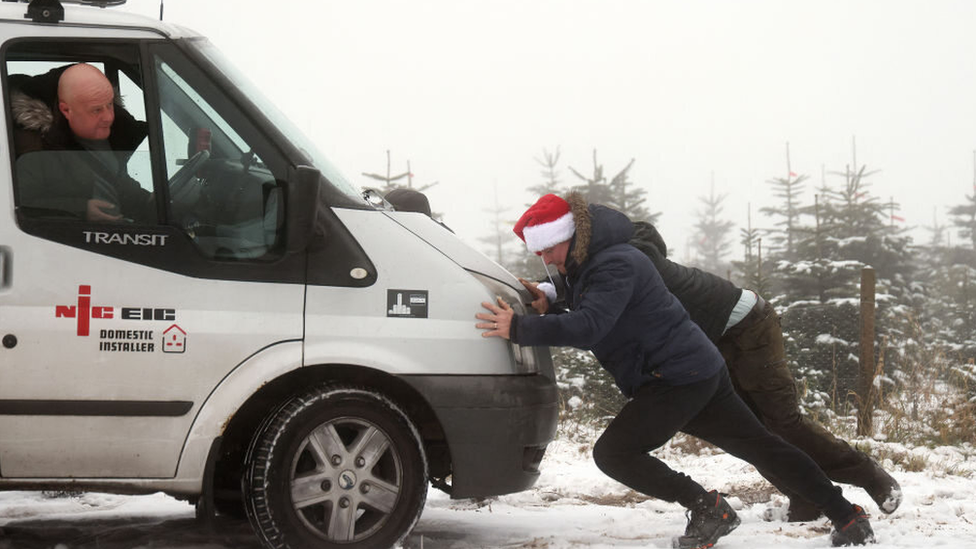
[733,204,771,296]
[782,193,835,303]
[948,189,976,255]
[761,143,807,259]
[478,183,519,267]
[605,158,660,224]
[774,143,915,411]
[691,176,734,273]
[362,150,438,194]
[916,209,976,359]
[932,185,976,358]
[568,149,658,223]
[568,149,614,206]
[528,147,564,198]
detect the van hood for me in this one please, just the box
[384,211,520,289]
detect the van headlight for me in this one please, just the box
[471,272,538,374]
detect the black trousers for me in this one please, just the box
[592,368,852,522]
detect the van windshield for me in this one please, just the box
[181,37,367,206]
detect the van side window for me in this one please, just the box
[5,42,290,262]
[8,56,156,224]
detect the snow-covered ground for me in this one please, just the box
[2,436,975,548]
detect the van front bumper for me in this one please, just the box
[402,372,558,498]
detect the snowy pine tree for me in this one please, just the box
[931,188,976,359]
[774,157,915,413]
[760,143,808,258]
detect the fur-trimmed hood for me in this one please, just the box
[564,192,635,273]
[566,192,592,265]
[10,90,54,134]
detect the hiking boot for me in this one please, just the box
[786,497,823,522]
[672,491,741,549]
[830,504,876,546]
[865,460,902,514]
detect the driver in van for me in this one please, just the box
[13,63,153,223]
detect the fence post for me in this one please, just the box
[857,267,876,436]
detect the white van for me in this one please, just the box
[0,2,558,548]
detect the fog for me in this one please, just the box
[119,0,976,260]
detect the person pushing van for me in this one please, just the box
[476,193,875,548]
[626,220,900,521]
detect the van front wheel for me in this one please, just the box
[244,387,428,549]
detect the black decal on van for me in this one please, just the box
[387,289,428,318]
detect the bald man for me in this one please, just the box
[15,63,152,223]
[59,63,116,142]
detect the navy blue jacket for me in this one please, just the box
[511,198,723,397]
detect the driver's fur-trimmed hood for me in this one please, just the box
[10,90,54,134]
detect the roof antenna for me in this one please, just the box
[159,0,164,21]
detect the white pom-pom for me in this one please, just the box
[538,282,557,302]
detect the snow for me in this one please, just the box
[815,333,852,346]
[2,436,976,548]
[831,236,869,248]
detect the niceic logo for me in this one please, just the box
[56,285,175,336]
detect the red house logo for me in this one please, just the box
[162,324,187,354]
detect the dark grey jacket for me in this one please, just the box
[629,221,742,344]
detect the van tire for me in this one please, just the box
[243,386,428,549]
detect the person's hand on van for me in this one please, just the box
[86,198,123,222]
[518,278,550,314]
[476,296,513,339]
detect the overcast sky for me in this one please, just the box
[117,0,976,262]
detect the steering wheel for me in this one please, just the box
[168,150,210,201]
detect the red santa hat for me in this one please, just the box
[513,194,576,254]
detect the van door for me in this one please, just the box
[0,38,304,478]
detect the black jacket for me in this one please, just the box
[629,221,742,344]
[511,195,723,397]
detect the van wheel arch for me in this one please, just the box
[204,365,451,520]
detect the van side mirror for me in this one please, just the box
[287,165,321,253]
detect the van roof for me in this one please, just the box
[0,1,194,40]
